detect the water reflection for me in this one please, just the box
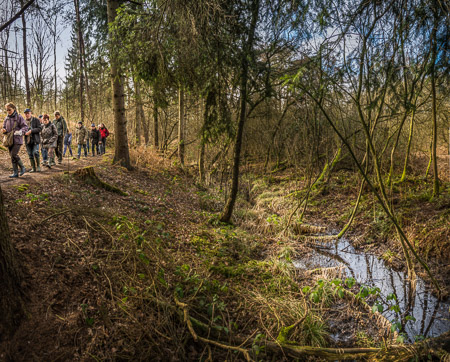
[294,238,450,342]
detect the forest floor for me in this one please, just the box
[0,145,448,361]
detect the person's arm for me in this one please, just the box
[17,115,28,134]
[62,117,67,135]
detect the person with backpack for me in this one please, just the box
[89,123,101,156]
[23,108,42,172]
[75,121,88,159]
[99,123,109,155]
[41,114,58,168]
[52,111,67,164]
[63,128,73,157]
[2,102,28,177]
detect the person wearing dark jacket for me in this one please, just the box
[2,102,28,177]
[99,123,109,155]
[41,114,58,167]
[23,108,42,172]
[89,124,101,156]
[52,111,67,164]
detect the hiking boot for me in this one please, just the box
[9,163,19,178]
[29,158,36,173]
[49,157,55,166]
[36,157,41,172]
[18,160,26,176]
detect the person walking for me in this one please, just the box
[52,111,67,164]
[99,123,109,155]
[75,121,88,159]
[2,103,28,178]
[23,108,42,172]
[41,114,58,168]
[63,129,73,157]
[38,114,48,165]
[89,123,100,156]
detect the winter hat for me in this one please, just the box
[91,123,95,127]
[24,108,31,113]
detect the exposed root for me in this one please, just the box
[73,166,128,196]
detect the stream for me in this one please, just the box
[294,238,450,342]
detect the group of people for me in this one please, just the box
[2,102,110,178]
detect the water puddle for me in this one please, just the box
[294,238,450,342]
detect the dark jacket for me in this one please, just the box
[25,116,42,145]
[3,111,28,145]
[64,132,72,145]
[41,122,58,148]
[52,116,67,137]
[89,128,101,143]
[99,126,109,139]
[75,125,88,145]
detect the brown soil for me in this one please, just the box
[0,147,206,360]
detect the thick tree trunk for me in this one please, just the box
[107,0,132,170]
[0,186,23,340]
[178,85,185,165]
[20,0,31,108]
[220,0,260,223]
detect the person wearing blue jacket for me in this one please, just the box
[63,129,73,157]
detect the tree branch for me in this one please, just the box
[0,0,36,33]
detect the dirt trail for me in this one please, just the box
[0,147,108,186]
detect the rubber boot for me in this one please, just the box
[18,160,26,176]
[9,163,19,178]
[29,158,36,173]
[36,157,41,172]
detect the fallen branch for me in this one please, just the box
[34,209,70,227]
[174,295,252,361]
[156,296,450,360]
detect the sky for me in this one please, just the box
[1,0,72,91]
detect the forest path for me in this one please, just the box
[0,147,109,186]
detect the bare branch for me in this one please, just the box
[0,0,36,33]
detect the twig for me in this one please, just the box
[36,209,70,226]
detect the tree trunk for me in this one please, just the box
[107,0,132,170]
[0,186,23,340]
[134,78,142,145]
[430,17,439,198]
[220,0,260,223]
[53,16,57,110]
[178,85,185,165]
[74,0,85,122]
[153,100,159,149]
[20,0,31,108]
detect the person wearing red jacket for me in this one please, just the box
[99,123,109,155]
